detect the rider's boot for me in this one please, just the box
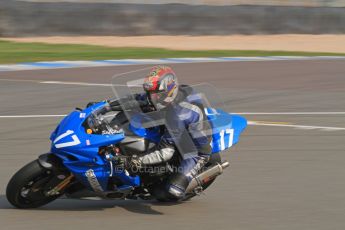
[166,172,189,200]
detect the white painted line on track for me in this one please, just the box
[40,81,112,87]
[0,113,344,118]
[0,115,344,131]
[0,115,66,118]
[0,78,43,83]
[233,112,345,115]
[40,81,142,87]
[2,80,345,110]
[248,121,345,131]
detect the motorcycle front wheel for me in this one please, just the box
[6,160,60,209]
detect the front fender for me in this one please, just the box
[38,153,67,172]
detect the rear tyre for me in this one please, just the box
[6,160,59,209]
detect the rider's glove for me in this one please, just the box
[127,155,144,172]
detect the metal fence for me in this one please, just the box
[18,0,345,7]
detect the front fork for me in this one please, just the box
[45,174,74,196]
[38,153,74,196]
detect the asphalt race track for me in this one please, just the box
[0,60,345,230]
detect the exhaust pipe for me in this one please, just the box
[186,161,230,194]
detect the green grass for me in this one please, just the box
[0,39,344,64]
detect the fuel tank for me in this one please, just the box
[119,124,156,155]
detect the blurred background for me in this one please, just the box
[1,0,345,36]
[1,1,345,230]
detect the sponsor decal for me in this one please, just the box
[86,139,91,146]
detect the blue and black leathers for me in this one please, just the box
[137,86,212,199]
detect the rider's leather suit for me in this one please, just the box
[137,85,213,199]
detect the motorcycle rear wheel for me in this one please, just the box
[6,160,60,209]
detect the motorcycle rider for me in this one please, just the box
[127,65,213,200]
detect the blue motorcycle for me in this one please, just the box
[6,95,247,208]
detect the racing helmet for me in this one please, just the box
[143,65,178,109]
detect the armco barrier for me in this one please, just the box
[1,1,345,36]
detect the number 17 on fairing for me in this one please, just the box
[219,129,234,151]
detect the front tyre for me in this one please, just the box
[6,160,59,209]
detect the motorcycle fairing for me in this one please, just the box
[205,108,247,153]
[50,102,140,192]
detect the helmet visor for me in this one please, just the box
[148,90,167,109]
